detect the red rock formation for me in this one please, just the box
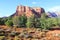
[11,5,45,17]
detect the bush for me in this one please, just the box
[51,18,58,26]
[5,20,13,27]
[26,14,36,28]
[0,17,8,25]
[39,13,52,30]
[47,17,60,27]
[0,18,3,25]
[13,14,27,28]
[40,13,60,30]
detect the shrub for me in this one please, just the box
[40,13,60,30]
[40,13,51,30]
[13,14,27,28]
[26,14,36,28]
[0,17,8,25]
[5,20,13,27]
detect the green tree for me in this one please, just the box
[0,17,8,25]
[0,18,3,25]
[39,13,60,30]
[57,18,60,27]
[26,14,37,28]
[40,13,51,30]
[13,14,27,28]
[5,20,13,27]
[5,17,13,27]
[34,18,41,28]
[52,18,59,26]
[26,17,32,28]
[49,17,60,27]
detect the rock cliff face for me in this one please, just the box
[11,5,45,17]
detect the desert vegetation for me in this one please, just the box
[0,13,60,40]
[0,13,60,29]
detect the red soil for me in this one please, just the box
[0,25,60,40]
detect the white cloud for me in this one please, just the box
[48,6,60,12]
[32,2,37,4]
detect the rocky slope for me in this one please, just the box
[11,5,45,17]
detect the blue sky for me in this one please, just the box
[0,0,60,17]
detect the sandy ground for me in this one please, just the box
[0,25,60,40]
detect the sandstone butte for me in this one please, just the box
[11,5,45,18]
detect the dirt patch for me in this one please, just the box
[46,30,60,40]
[0,25,9,29]
[0,25,60,40]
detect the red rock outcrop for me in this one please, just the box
[11,5,45,17]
